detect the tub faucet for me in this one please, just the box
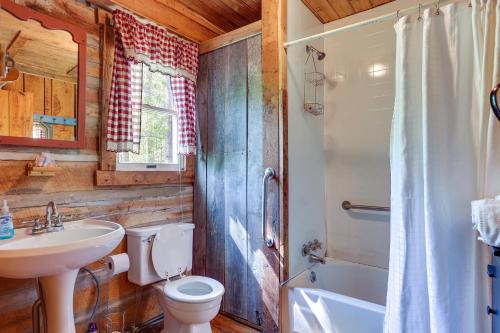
[302,239,323,256]
[308,253,325,264]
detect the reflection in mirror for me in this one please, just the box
[0,7,78,142]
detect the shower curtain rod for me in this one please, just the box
[284,0,459,48]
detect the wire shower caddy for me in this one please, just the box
[304,45,325,116]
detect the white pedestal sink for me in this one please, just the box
[0,219,124,333]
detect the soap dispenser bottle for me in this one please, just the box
[0,200,14,240]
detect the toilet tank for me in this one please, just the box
[126,222,195,286]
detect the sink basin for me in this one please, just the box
[0,219,124,278]
[0,218,124,333]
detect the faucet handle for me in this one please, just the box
[21,218,45,234]
[21,218,41,227]
[311,239,323,250]
[54,214,63,227]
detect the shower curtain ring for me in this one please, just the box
[396,10,401,21]
[418,3,423,21]
[435,0,441,15]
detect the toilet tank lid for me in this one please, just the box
[126,222,194,237]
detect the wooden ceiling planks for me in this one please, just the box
[88,0,394,44]
[88,0,261,43]
[173,0,261,33]
[302,0,395,24]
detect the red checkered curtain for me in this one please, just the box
[171,77,196,154]
[107,40,143,153]
[107,9,199,154]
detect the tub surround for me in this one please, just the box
[284,258,388,333]
[323,14,394,269]
[287,0,327,279]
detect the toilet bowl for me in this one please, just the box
[126,223,225,333]
[154,276,224,333]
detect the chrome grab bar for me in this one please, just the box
[262,167,276,248]
[342,200,390,212]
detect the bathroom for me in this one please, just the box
[0,0,499,332]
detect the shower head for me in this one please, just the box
[306,45,326,61]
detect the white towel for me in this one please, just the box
[472,198,500,246]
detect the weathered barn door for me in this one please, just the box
[194,34,280,331]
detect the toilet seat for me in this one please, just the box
[152,224,188,280]
[163,276,224,303]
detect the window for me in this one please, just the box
[117,65,179,171]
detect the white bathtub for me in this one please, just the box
[283,258,388,333]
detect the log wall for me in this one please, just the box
[0,1,193,332]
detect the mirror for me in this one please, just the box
[0,0,86,148]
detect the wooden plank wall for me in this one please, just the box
[0,90,33,137]
[194,35,265,328]
[0,1,193,332]
[2,72,77,140]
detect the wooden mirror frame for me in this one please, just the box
[0,0,86,149]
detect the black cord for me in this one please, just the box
[82,267,100,323]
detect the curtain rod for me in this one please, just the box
[284,0,464,48]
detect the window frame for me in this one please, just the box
[96,20,193,187]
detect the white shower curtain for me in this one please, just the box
[385,1,500,332]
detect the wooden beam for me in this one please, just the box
[95,169,194,186]
[6,31,29,58]
[262,0,287,332]
[66,64,78,76]
[154,0,226,35]
[99,20,117,171]
[96,7,112,25]
[16,64,77,84]
[199,20,261,55]
[87,0,221,43]
[0,44,5,79]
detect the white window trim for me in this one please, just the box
[116,104,181,172]
[116,162,180,172]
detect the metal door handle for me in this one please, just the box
[262,167,276,248]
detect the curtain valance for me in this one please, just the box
[107,10,198,155]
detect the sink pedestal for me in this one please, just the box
[0,219,125,333]
[39,269,79,333]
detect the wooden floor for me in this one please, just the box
[145,314,260,333]
[211,314,260,333]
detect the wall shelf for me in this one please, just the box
[26,163,59,177]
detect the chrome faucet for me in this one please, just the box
[46,201,63,232]
[20,201,65,234]
[308,253,326,264]
[302,239,325,264]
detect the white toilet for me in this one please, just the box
[126,223,224,333]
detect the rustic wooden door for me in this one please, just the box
[194,35,280,331]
